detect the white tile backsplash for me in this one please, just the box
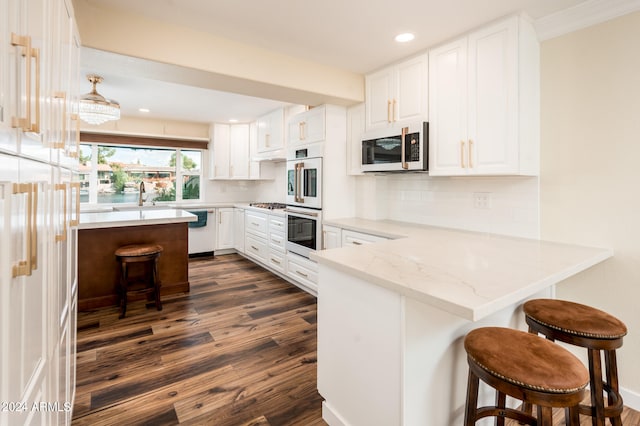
[356,174,539,239]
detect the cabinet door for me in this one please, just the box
[257,108,284,153]
[289,107,325,145]
[322,225,342,249]
[395,54,428,123]
[468,17,518,174]
[428,38,468,176]
[0,0,20,154]
[233,208,245,253]
[216,208,234,249]
[347,103,365,175]
[210,124,230,179]
[248,122,261,179]
[365,67,394,130]
[229,124,249,179]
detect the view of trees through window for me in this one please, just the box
[79,144,202,204]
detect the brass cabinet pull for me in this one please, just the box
[69,113,80,158]
[401,127,409,169]
[69,182,80,226]
[11,182,36,277]
[51,92,67,149]
[31,47,40,133]
[352,241,362,246]
[55,183,67,242]
[295,270,308,278]
[468,139,474,168]
[460,140,466,168]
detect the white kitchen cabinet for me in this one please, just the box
[267,214,286,274]
[428,15,539,176]
[322,225,342,249]
[288,106,325,146]
[248,122,261,179]
[365,53,428,131]
[244,209,269,263]
[216,207,234,250]
[256,108,284,155]
[233,207,245,253]
[209,123,230,179]
[346,103,365,175]
[342,229,388,247]
[287,252,318,294]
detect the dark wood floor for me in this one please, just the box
[72,254,326,426]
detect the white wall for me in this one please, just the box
[540,11,640,406]
[355,174,539,239]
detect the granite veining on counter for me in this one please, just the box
[313,218,613,321]
[79,209,196,229]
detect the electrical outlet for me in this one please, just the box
[473,192,492,209]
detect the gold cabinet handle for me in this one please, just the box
[271,258,281,265]
[392,99,397,122]
[69,182,80,226]
[295,270,308,278]
[31,46,40,133]
[69,113,80,158]
[11,182,36,277]
[468,139,474,168]
[51,92,67,149]
[460,140,466,168]
[10,33,32,132]
[55,183,67,242]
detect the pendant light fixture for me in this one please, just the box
[78,75,120,125]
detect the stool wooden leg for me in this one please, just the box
[537,405,553,426]
[152,257,162,311]
[566,406,580,426]
[495,391,506,426]
[119,261,128,319]
[588,349,605,426]
[605,349,623,426]
[464,369,479,426]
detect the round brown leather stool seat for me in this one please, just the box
[464,327,589,426]
[115,244,164,319]
[523,299,627,426]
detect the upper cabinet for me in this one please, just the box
[428,15,539,176]
[209,123,251,180]
[256,108,284,155]
[365,53,428,131]
[288,106,325,146]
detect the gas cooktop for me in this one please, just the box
[248,202,287,210]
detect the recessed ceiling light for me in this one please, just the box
[229,119,238,123]
[139,108,150,113]
[395,33,415,43]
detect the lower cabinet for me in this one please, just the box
[233,208,245,253]
[216,208,234,250]
[342,229,388,246]
[287,252,318,294]
[322,225,342,249]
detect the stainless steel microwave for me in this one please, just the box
[361,122,428,172]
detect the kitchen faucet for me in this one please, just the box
[138,181,145,206]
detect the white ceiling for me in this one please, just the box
[78,0,588,124]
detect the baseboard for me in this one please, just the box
[322,401,349,426]
[621,386,640,411]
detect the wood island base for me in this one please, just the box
[78,222,190,311]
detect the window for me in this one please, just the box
[79,143,203,204]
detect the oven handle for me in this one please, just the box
[295,162,304,203]
[285,208,319,218]
[401,126,409,169]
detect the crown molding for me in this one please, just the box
[535,0,640,41]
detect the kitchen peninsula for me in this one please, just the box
[77,209,196,311]
[311,219,613,426]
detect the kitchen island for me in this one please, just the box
[77,209,196,311]
[311,219,613,426]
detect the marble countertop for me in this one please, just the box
[79,209,197,230]
[312,218,613,321]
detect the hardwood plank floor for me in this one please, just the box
[72,254,326,426]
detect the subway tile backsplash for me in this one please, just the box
[355,174,539,239]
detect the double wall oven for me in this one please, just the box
[286,145,322,258]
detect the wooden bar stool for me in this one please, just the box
[464,327,589,426]
[523,299,627,426]
[115,244,164,319]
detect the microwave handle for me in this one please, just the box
[401,127,408,169]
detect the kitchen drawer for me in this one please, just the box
[245,234,268,264]
[245,210,268,239]
[269,230,286,253]
[267,251,286,274]
[287,253,318,292]
[342,229,388,247]
[269,215,286,233]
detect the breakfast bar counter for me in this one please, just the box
[78,209,196,311]
[311,219,613,426]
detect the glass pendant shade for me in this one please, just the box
[78,75,120,125]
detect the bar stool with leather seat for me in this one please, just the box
[115,243,164,319]
[464,326,589,426]
[523,299,627,426]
